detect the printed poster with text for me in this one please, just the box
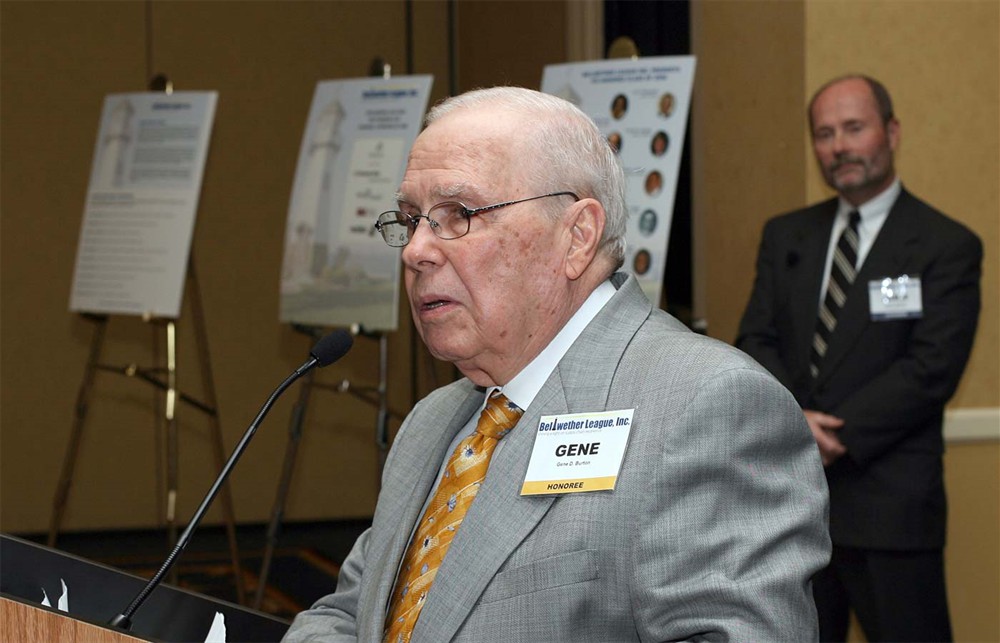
[542,57,695,305]
[279,75,433,331]
[69,91,218,317]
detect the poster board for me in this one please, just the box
[69,92,218,318]
[278,75,433,331]
[542,57,695,304]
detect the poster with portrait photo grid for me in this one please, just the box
[542,57,695,305]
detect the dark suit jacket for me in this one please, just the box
[736,187,982,550]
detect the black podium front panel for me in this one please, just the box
[0,534,290,642]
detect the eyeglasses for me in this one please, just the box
[373,191,578,247]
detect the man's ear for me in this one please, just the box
[565,198,606,280]
[887,116,901,152]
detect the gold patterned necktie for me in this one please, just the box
[383,391,523,643]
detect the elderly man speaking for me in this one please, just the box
[283,87,830,643]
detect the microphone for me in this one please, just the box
[304,328,355,368]
[109,329,354,631]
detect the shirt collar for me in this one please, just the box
[493,280,617,412]
[837,177,901,225]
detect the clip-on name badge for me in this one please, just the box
[521,409,634,496]
[868,274,923,320]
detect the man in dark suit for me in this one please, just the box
[737,75,982,642]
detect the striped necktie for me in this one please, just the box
[383,391,523,643]
[811,210,861,378]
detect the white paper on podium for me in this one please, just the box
[40,578,69,612]
[203,611,227,642]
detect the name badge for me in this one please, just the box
[520,409,634,496]
[868,274,923,320]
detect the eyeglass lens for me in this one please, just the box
[378,202,470,246]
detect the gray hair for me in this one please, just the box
[426,87,627,271]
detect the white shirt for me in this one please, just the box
[819,178,901,307]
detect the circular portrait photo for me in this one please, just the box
[651,131,669,157]
[658,92,675,118]
[611,93,628,120]
[638,209,657,237]
[632,249,652,276]
[607,131,622,154]
[644,170,663,196]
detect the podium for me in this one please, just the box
[0,534,290,642]
[2,595,148,643]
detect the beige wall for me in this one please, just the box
[0,0,568,533]
[804,4,1000,640]
[0,0,433,533]
[2,0,996,637]
[690,0,809,336]
[804,0,999,410]
[692,2,999,641]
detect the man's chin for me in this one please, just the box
[831,173,869,193]
[421,335,468,365]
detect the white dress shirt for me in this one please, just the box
[819,178,901,307]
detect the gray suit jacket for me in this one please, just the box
[284,274,830,642]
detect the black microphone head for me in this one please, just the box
[311,330,354,367]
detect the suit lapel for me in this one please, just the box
[361,385,484,641]
[815,190,920,383]
[411,274,651,642]
[412,376,568,642]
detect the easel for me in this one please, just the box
[50,263,245,602]
[252,56,404,609]
[48,75,245,604]
[253,322,400,609]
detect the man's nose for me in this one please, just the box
[401,217,440,266]
[830,130,848,154]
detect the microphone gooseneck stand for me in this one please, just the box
[109,330,353,631]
